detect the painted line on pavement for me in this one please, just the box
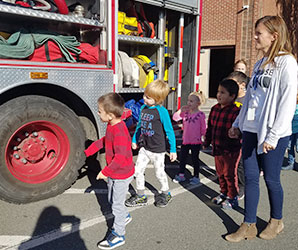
[1,167,217,250]
[65,165,216,195]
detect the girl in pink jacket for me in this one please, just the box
[173,91,206,185]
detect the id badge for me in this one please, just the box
[247,108,255,121]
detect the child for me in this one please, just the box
[204,79,241,210]
[226,71,249,200]
[172,91,206,185]
[125,79,177,208]
[233,59,247,74]
[227,71,248,107]
[84,92,134,249]
[282,93,298,170]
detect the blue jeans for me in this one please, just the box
[242,132,289,223]
[287,133,298,164]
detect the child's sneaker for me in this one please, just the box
[221,196,239,210]
[97,230,125,249]
[238,193,245,200]
[125,213,132,225]
[125,194,147,207]
[173,174,186,183]
[212,193,226,205]
[155,192,172,208]
[189,176,200,185]
[281,163,294,170]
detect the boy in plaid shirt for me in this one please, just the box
[204,79,241,210]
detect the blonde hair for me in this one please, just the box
[98,92,124,118]
[255,16,293,67]
[144,79,170,104]
[189,91,206,105]
[234,59,247,67]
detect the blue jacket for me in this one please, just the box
[132,104,176,153]
[292,104,298,134]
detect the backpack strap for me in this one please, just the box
[135,2,153,38]
[44,41,51,61]
[44,41,66,62]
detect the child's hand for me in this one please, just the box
[132,143,137,150]
[263,142,275,154]
[228,127,241,139]
[96,171,107,180]
[181,105,189,113]
[202,135,206,143]
[170,152,177,162]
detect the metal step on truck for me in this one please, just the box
[0,0,202,203]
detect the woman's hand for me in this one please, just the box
[263,142,275,154]
[228,127,241,139]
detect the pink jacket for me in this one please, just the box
[173,110,206,145]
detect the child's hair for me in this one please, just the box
[226,71,249,86]
[219,79,239,101]
[97,92,124,118]
[234,59,247,68]
[144,79,170,104]
[189,91,206,105]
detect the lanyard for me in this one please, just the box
[252,57,265,90]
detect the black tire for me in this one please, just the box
[79,116,106,172]
[0,96,86,204]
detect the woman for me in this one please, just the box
[226,16,297,242]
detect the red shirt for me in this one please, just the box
[84,121,134,179]
[204,103,241,156]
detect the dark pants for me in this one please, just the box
[287,133,298,164]
[237,155,245,196]
[214,151,241,199]
[179,144,201,177]
[242,132,289,223]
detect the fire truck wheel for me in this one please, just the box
[0,96,86,204]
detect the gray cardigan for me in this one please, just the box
[233,54,298,154]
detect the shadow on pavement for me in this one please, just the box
[165,154,268,239]
[18,206,86,250]
[185,184,267,238]
[81,140,114,230]
[83,156,114,230]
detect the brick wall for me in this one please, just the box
[201,0,278,75]
[262,0,279,16]
[201,0,238,47]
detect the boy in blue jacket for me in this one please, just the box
[125,79,177,208]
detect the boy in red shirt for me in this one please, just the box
[84,92,134,249]
[204,79,241,210]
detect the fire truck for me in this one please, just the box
[0,0,202,203]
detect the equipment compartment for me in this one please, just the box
[0,1,106,65]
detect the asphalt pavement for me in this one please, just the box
[0,151,297,250]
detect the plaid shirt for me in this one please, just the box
[204,103,241,156]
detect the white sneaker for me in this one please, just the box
[98,231,125,249]
[212,193,226,205]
